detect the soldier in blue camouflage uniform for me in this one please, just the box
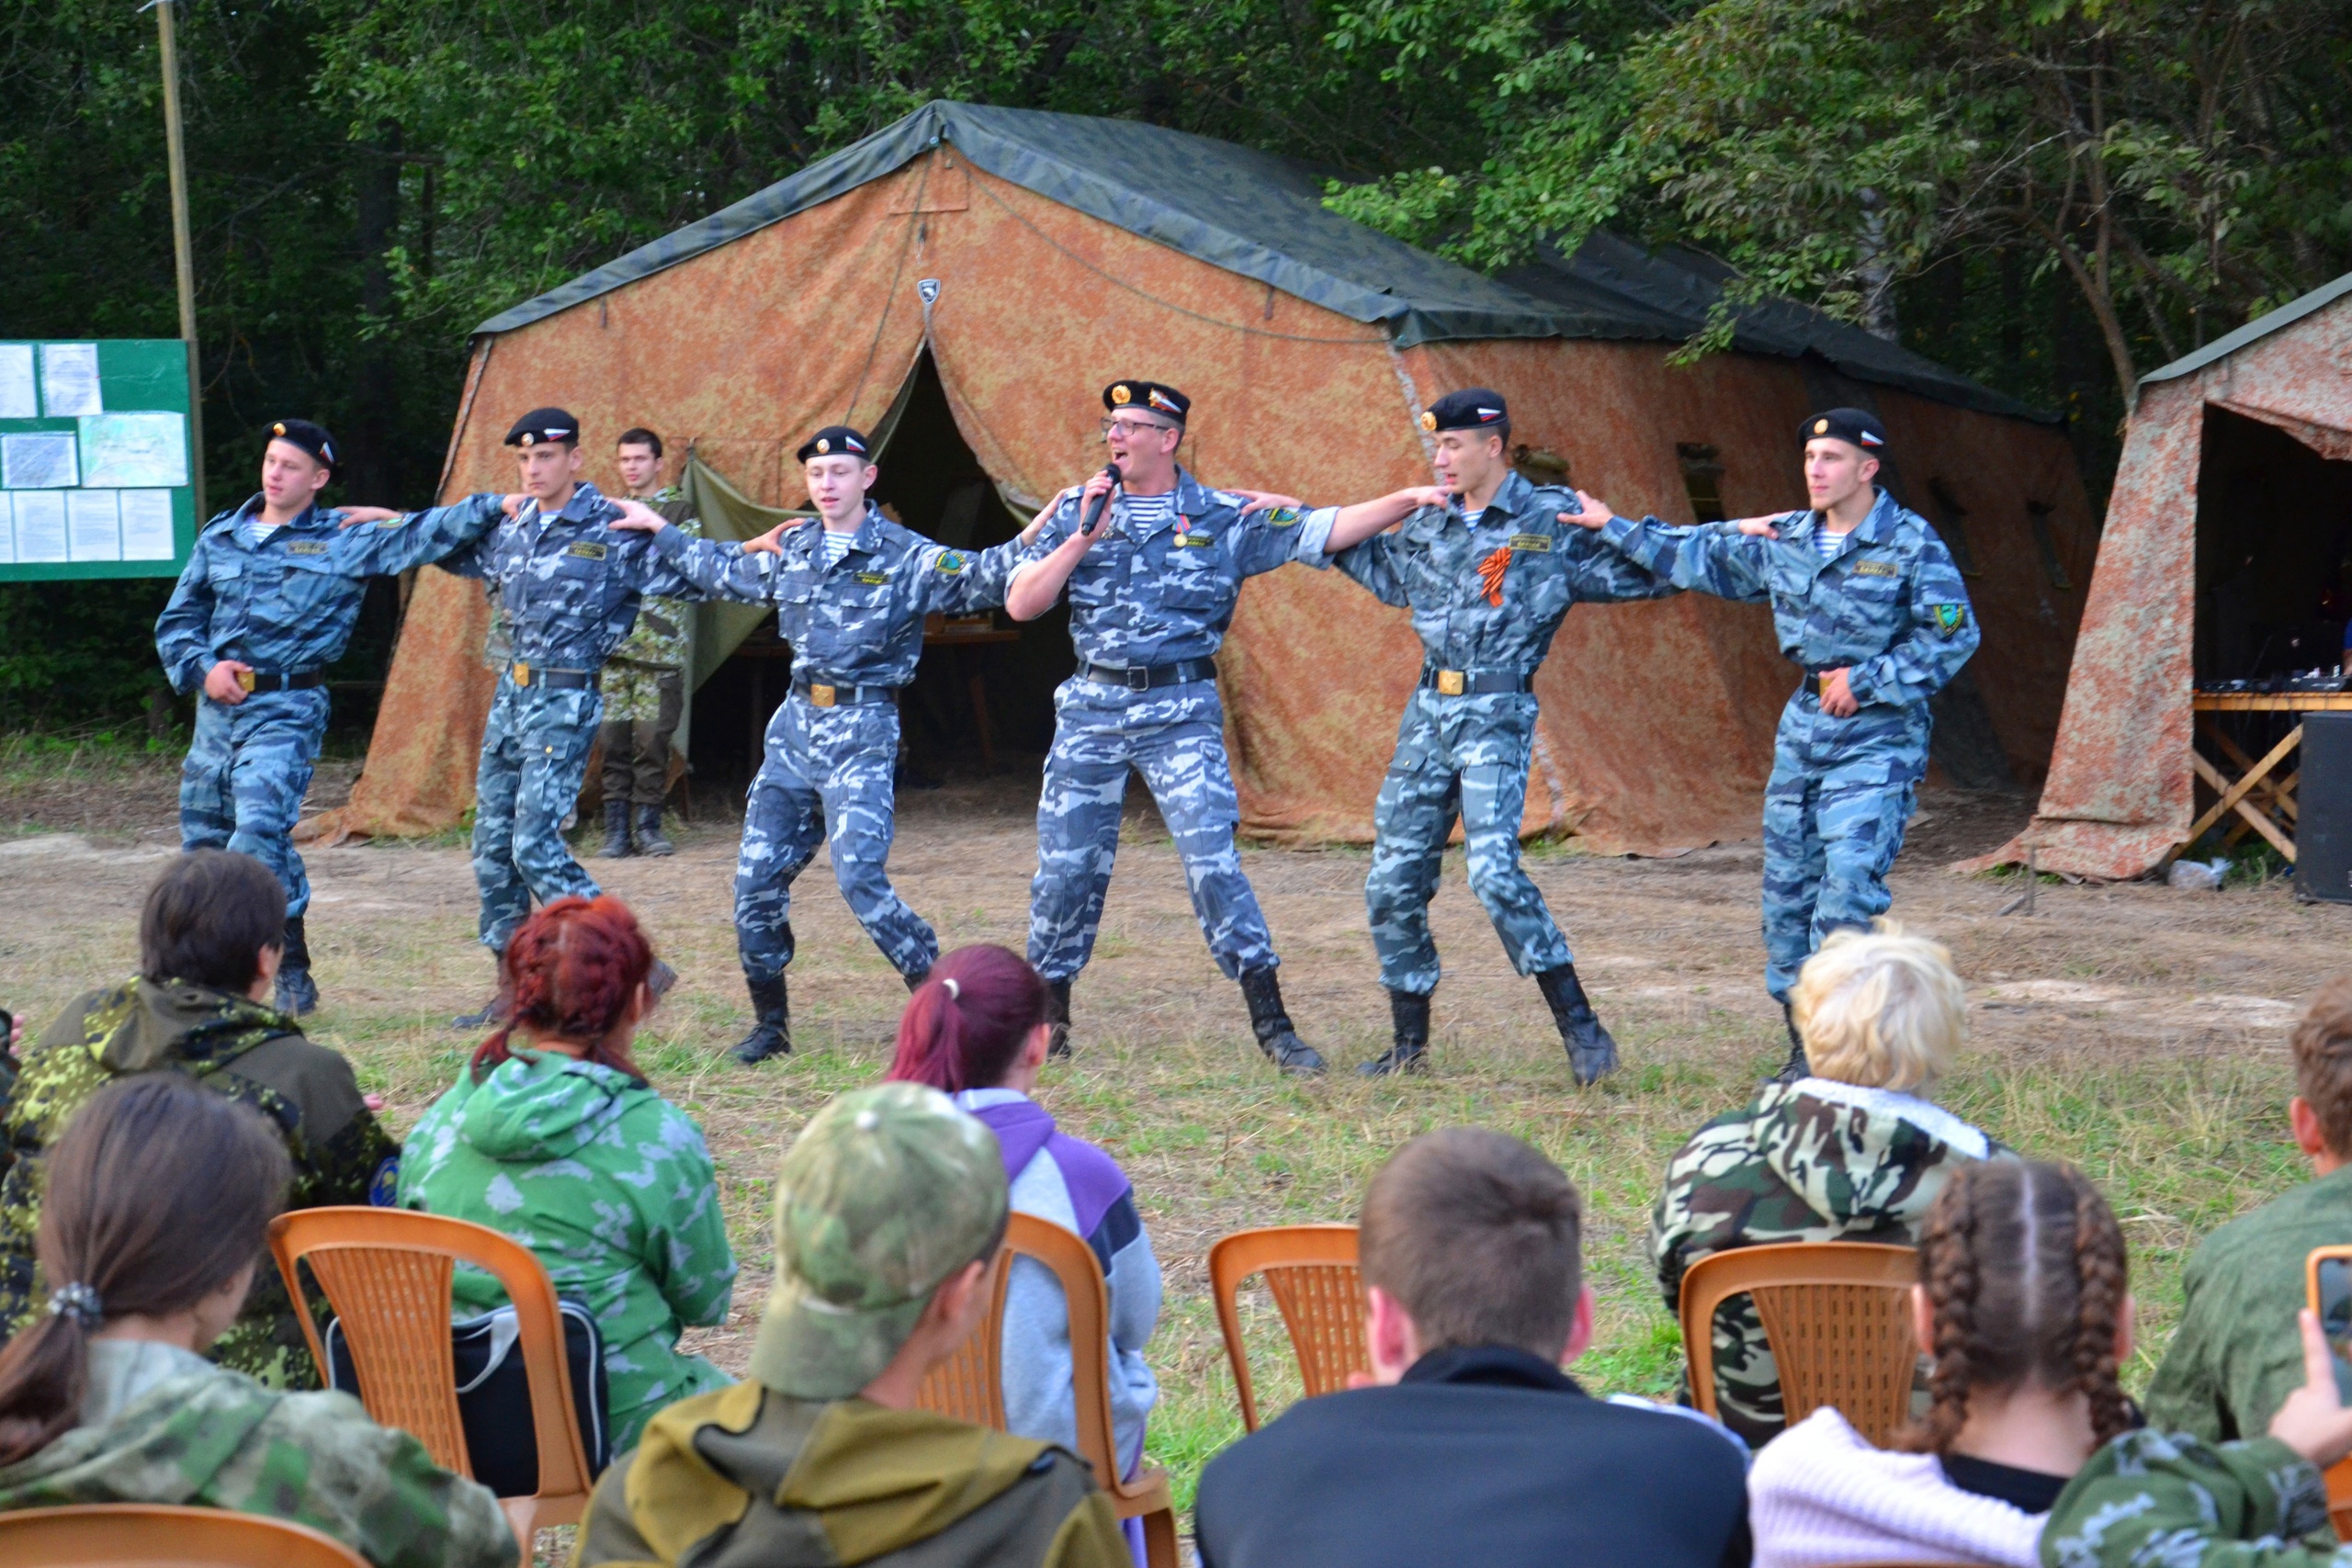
[1296,389,1679,1083]
[1568,408,1980,1077]
[1008,380,1377,1075]
[154,420,502,1017]
[436,408,704,1023]
[610,426,1022,1064]
[598,426,698,860]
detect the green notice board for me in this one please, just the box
[0,339,197,581]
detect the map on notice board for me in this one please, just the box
[0,340,196,581]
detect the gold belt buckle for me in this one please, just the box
[1436,669,1466,696]
[235,669,257,694]
[808,683,837,708]
[512,661,532,687]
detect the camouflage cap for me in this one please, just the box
[748,1082,1009,1399]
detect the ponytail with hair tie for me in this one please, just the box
[887,945,1047,1095]
[44,1284,100,1329]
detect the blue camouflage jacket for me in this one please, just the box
[154,494,501,694]
[1303,470,1677,673]
[435,481,699,675]
[1596,490,1979,708]
[1015,467,1329,668]
[650,503,1019,688]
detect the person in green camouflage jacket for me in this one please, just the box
[1651,923,2000,1445]
[598,429,699,860]
[0,851,396,1391]
[0,1070,510,1568]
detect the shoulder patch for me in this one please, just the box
[373,513,409,529]
[285,540,329,556]
[854,570,888,586]
[1933,603,1968,634]
[934,550,966,575]
[367,1156,401,1206]
[1508,533,1553,553]
[1261,506,1301,527]
[1850,558,1899,577]
[565,540,608,560]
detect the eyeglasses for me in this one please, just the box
[1099,418,1175,442]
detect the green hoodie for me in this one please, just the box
[399,1051,737,1450]
[0,1338,514,1568]
[570,1379,1129,1568]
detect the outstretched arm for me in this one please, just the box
[330,492,514,577]
[1562,490,1776,604]
[1319,487,1450,554]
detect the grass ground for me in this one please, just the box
[1,746,2343,1529]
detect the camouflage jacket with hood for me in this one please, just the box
[1650,1076,2005,1445]
[571,1378,1131,1568]
[0,979,397,1388]
[0,1337,514,1568]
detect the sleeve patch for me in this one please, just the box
[1933,603,1968,633]
[367,1156,401,1206]
[934,550,966,575]
[1508,533,1553,553]
[1262,506,1301,527]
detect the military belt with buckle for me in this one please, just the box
[793,679,898,708]
[1075,658,1219,692]
[1419,667,1534,696]
[508,662,594,691]
[234,669,327,694]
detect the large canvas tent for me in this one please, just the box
[1973,271,2352,879]
[314,100,2097,853]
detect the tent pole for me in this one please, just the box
[155,0,206,517]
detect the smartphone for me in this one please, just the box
[2315,1255,2352,1403]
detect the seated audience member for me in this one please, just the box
[1653,921,1999,1445]
[2146,976,2352,1441]
[2041,1307,2352,1566]
[888,944,1162,1480]
[399,895,734,1451]
[1748,1158,2134,1568]
[0,849,396,1388]
[1193,1128,1750,1568]
[0,1074,514,1568]
[573,1082,1129,1568]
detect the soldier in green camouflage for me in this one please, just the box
[0,852,395,1390]
[1649,923,1999,1445]
[598,428,699,859]
[573,1080,1129,1568]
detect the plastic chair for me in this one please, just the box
[1679,1240,1920,1446]
[1207,1224,1368,1431]
[2305,1244,2352,1538]
[268,1206,594,1549]
[0,1503,368,1566]
[914,1213,1179,1568]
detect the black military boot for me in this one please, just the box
[1359,988,1430,1077]
[636,804,675,858]
[1044,978,1073,1058]
[731,974,792,1065]
[451,961,506,1031]
[1775,1001,1811,1084]
[274,915,320,1018]
[903,965,930,993]
[1239,967,1325,1076]
[1536,964,1619,1086]
[598,799,632,859]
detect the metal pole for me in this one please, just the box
[155,0,205,517]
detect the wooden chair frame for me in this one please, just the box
[1207,1224,1366,1432]
[2306,1244,2352,1538]
[0,1502,368,1566]
[1678,1240,1919,1446]
[268,1206,593,1549]
[916,1213,1179,1567]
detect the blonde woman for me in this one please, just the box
[1651,922,2003,1446]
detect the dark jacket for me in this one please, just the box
[0,978,397,1389]
[1193,1345,1751,1568]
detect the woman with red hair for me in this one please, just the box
[888,944,1161,1520]
[399,896,736,1450]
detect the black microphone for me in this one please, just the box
[1079,464,1122,536]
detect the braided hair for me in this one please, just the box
[470,895,654,1083]
[1900,1158,2131,1454]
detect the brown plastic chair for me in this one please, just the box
[1679,1240,1920,1446]
[914,1213,1179,1568]
[268,1206,594,1549]
[1208,1224,1368,1431]
[2304,1245,2352,1538]
[0,1503,368,1566]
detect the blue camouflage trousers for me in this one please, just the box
[473,681,602,953]
[1761,693,1928,1001]
[737,697,936,984]
[1367,691,1573,995]
[179,687,329,919]
[1029,679,1277,984]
